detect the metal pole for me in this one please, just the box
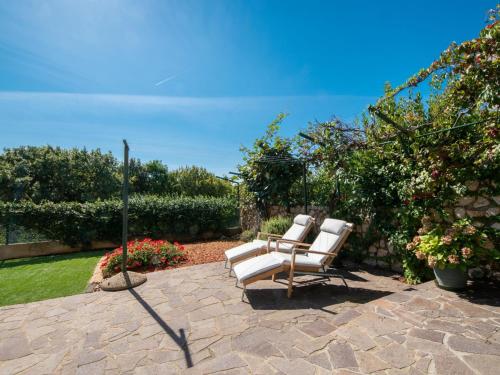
[5,213,9,245]
[303,162,308,214]
[236,184,240,208]
[121,140,129,273]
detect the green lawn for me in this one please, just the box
[0,250,105,307]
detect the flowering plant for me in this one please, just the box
[408,218,492,271]
[101,238,186,277]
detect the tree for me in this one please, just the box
[170,166,232,197]
[129,159,172,195]
[239,113,303,216]
[0,146,120,202]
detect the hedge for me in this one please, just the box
[0,195,238,245]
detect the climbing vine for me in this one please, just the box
[298,9,499,282]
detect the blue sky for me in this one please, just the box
[0,0,495,175]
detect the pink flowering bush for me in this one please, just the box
[101,238,186,277]
[409,218,497,271]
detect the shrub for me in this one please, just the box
[0,195,238,245]
[239,114,303,213]
[170,166,233,197]
[240,229,256,242]
[259,216,293,239]
[129,159,172,195]
[101,238,185,277]
[0,146,120,202]
[0,146,233,203]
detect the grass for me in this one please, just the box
[0,250,105,307]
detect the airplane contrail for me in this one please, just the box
[154,74,177,86]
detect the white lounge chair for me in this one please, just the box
[224,214,315,275]
[233,218,353,298]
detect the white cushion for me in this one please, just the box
[224,241,266,262]
[308,232,341,263]
[271,252,323,268]
[293,214,313,226]
[320,218,346,235]
[234,254,284,282]
[282,224,305,241]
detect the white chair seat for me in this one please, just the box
[271,252,323,268]
[224,241,266,262]
[234,254,284,282]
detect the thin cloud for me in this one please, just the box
[154,74,177,86]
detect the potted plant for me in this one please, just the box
[407,218,490,290]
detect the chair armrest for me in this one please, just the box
[257,232,283,240]
[276,239,312,247]
[275,239,311,254]
[292,248,332,256]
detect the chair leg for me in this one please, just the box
[340,274,349,291]
[287,271,294,298]
[228,266,232,277]
[323,265,332,282]
[241,286,246,301]
[272,274,277,282]
[224,259,228,269]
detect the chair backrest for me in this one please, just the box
[307,219,353,265]
[281,214,314,242]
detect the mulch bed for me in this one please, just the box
[180,240,243,267]
[92,240,243,291]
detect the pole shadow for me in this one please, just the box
[128,288,193,368]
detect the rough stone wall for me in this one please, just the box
[240,201,260,231]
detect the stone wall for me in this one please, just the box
[240,201,260,231]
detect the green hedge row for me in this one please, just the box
[0,195,238,245]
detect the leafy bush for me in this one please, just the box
[170,166,233,197]
[294,13,500,282]
[239,114,304,214]
[240,229,256,242]
[0,195,238,245]
[101,238,185,277]
[129,159,172,196]
[0,146,120,202]
[259,216,293,239]
[0,147,234,203]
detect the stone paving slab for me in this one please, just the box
[0,261,499,374]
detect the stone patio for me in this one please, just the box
[0,261,499,374]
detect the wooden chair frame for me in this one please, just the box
[240,223,353,299]
[226,218,316,271]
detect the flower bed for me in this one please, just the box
[101,238,186,277]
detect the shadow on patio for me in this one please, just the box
[128,288,194,368]
[244,282,393,313]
